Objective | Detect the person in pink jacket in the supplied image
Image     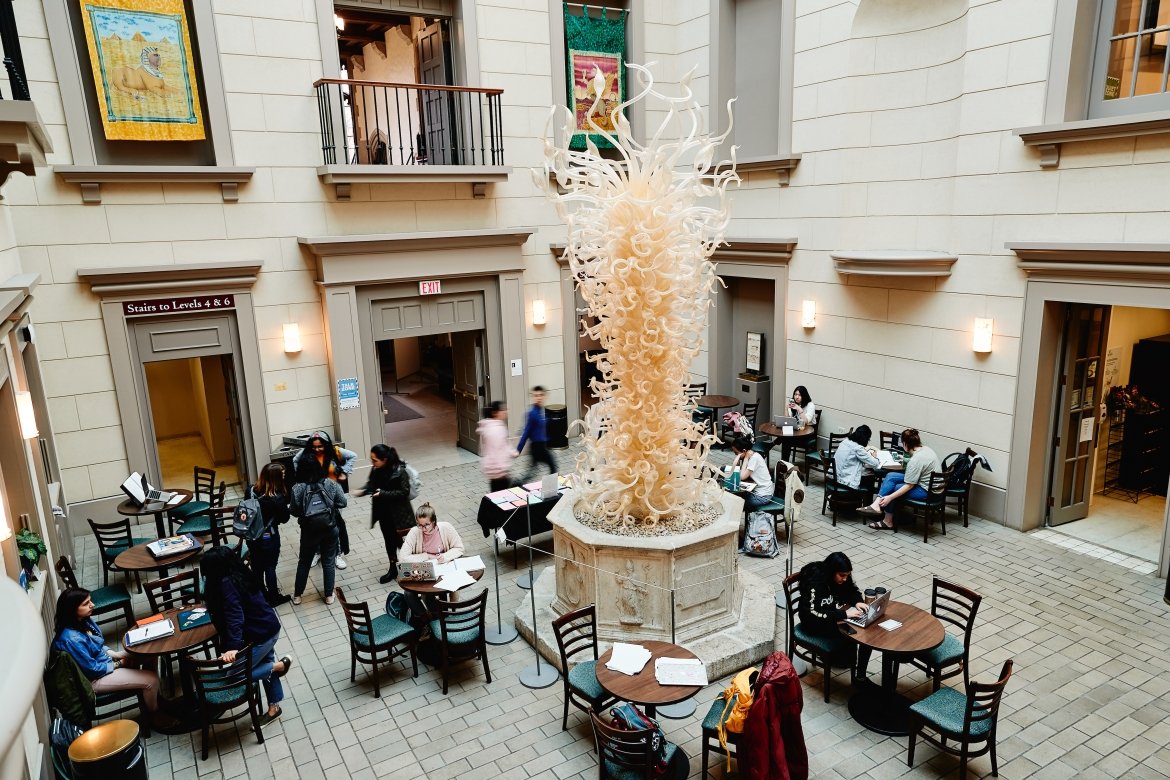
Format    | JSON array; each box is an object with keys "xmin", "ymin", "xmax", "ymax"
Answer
[{"xmin": 478, "ymin": 401, "xmax": 517, "ymax": 492}]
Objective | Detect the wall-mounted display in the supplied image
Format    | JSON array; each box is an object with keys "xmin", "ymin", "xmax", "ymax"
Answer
[
  {"xmin": 564, "ymin": 6, "xmax": 627, "ymax": 150},
  {"xmin": 746, "ymin": 331, "xmax": 764, "ymax": 373},
  {"xmin": 80, "ymin": 0, "xmax": 206, "ymax": 141}
]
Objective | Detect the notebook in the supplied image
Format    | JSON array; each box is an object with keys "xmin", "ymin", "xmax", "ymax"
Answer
[
  {"xmin": 178, "ymin": 608, "xmax": 212, "ymax": 631},
  {"xmin": 844, "ymin": 590, "xmax": 891, "ymax": 628},
  {"xmin": 125, "ymin": 619, "xmax": 175, "ymax": 646}
]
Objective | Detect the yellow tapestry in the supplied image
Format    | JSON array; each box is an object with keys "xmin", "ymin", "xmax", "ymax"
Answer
[{"xmin": 79, "ymin": 0, "xmax": 206, "ymax": 141}]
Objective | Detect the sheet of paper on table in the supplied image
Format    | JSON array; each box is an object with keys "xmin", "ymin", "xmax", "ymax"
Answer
[
  {"xmin": 433, "ymin": 561, "xmax": 458, "ymax": 578},
  {"xmin": 654, "ymin": 658, "xmax": 708, "ymax": 686},
  {"xmin": 166, "ymin": 493, "xmax": 185, "ymax": 506},
  {"xmin": 878, "ymin": 619, "xmax": 903, "ymax": 631},
  {"xmin": 126, "ymin": 619, "xmax": 175, "ymax": 646},
  {"xmin": 606, "ymin": 643, "xmax": 652, "ymax": 676},
  {"xmin": 435, "ymin": 570, "xmax": 477, "ymax": 592},
  {"xmin": 875, "ymin": 450, "xmax": 898, "ymax": 467},
  {"xmin": 782, "ymin": 426, "xmax": 794, "ymax": 436},
  {"xmin": 454, "ymin": 555, "xmax": 485, "ymax": 572}
]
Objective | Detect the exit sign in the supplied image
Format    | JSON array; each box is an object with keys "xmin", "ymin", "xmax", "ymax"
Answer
[{"xmin": 419, "ymin": 280, "xmax": 442, "ymax": 295}]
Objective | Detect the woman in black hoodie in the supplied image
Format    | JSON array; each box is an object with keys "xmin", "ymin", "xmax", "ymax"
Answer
[{"xmin": 798, "ymin": 551, "xmax": 866, "ymax": 637}]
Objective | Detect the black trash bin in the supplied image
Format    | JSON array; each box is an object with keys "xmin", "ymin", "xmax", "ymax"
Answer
[
  {"xmin": 69, "ymin": 720, "xmax": 148, "ymax": 780},
  {"xmin": 546, "ymin": 403, "xmax": 568, "ymax": 449}
]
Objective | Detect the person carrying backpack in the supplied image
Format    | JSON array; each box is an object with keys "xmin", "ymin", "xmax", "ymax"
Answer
[
  {"xmin": 356, "ymin": 444, "xmax": 414, "ymax": 584},
  {"xmin": 290, "ymin": 456, "xmax": 347, "ymax": 606},
  {"xmin": 242, "ymin": 462, "xmax": 292, "ymax": 606},
  {"xmin": 293, "ymin": 431, "xmax": 358, "ymax": 570}
]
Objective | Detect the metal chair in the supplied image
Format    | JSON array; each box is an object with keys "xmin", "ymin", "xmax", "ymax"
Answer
[
  {"xmin": 902, "ymin": 470, "xmax": 952, "ymax": 542},
  {"xmin": 589, "ymin": 709, "xmax": 687, "ymax": 780},
  {"xmin": 55, "ymin": 555, "xmax": 134, "ymax": 628},
  {"xmin": 552, "ymin": 604, "xmax": 616, "ymax": 731},
  {"xmin": 87, "ymin": 518, "xmax": 150, "ymax": 589},
  {"xmin": 822, "ymin": 457, "xmax": 869, "ymax": 526},
  {"xmin": 335, "ymin": 586, "xmax": 418, "ymax": 698},
  {"xmin": 175, "ymin": 482, "xmax": 227, "ymax": 537},
  {"xmin": 168, "ymin": 466, "xmax": 217, "ymax": 526},
  {"xmin": 182, "ymin": 645, "xmax": 265, "ymax": 760},
  {"xmin": 907, "ymin": 660, "xmax": 1013, "ymax": 779},
  {"xmin": 429, "ymin": 588, "xmax": 491, "ymax": 695},
  {"xmin": 782, "ymin": 571, "xmax": 854, "ymax": 703},
  {"xmin": 909, "ymin": 578, "xmax": 982, "ymax": 692}
]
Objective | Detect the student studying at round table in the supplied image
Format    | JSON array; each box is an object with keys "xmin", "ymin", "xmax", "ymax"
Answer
[
  {"xmin": 858, "ymin": 428, "xmax": 940, "ymax": 530},
  {"xmin": 730, "ymin": 436, "xmax": 775, "ymax": 511}
]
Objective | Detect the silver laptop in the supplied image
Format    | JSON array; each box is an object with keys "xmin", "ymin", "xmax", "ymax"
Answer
[
  {"xmin": 772, "ymin": 415, "xmax": 801, "ymax": 430},
  {"xmin": 845, "ymin": 590, "xmax": 891, "ymax": 628},
  {"xmin": 120, "ymin": 472, "xmax": 174, "ymax": 506},
  {"xmin": 397, "ymin": 560, "xmax": 436, "ymax": 581}
]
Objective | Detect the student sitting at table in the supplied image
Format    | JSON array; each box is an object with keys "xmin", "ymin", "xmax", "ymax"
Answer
[
  {"xmin": 397, "ymin": 503, "xmax": 465, "ymax": 627},
  {"xmin": 730, "ymin": 436, "xmax": 775, "ymax": 511},
  {"xmin": 833, "ymin": 424, "xmax": 881, "ymax": 490},
  {"xmin": 798, "ymin": 552, "xmax": 867, "ymax": 637},
  {"xmin": 858, "ymin": 428, "xmax": 941, "ymax": 530}
]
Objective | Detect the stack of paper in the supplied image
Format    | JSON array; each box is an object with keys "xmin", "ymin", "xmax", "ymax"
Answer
[
  {"xmin": 165, "ymin": 493, "xmax": 186, "ymax": 506},
  {"xmin": 147, "ymin": 534, "xmax": 195, "ymax": 558},
  {"xmin": 878, "ymin": 619, "xmax": 903, "ymax": 631},
  {"xmin": 435, "ymin": 570, "xmax": 477, "ymax": 592},
  {"xmin": 606, "ymin": 643, "xmax": 652, "ymax": 676},
  {"xmin": 654, "ymin": 658, "xmax": 708, "ymax": 687},
  {"xmin": 432, "ymin": 561, "xmax": 458, "ymax": 578},
  {"xmin": 487, "ymin": 489, "xmax": 514, "ymax": 504},
  {"xmin": 455, "ymin": 555, "xmax": 485, "ymax": 572},
  {"xmin": 125, "ymin": 619, "xmax": 175, "ymax": 646}
]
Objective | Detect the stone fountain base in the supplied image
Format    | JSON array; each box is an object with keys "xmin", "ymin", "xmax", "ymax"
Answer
[{"xmin": 514, "ymin": 490, "xmax": 776, "ymax": 682}]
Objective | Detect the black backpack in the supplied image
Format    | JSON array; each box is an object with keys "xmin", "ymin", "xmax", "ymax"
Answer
[
  {"xmin": 943, "ymin": 451, "xmax": 974, "ymax": 488},
  {"xmin": 300, "ymin": 482, "xmax": 336, "ymax": 533}
]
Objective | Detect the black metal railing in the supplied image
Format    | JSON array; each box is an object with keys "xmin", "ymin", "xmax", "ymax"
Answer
[
  {"xmin": 314, "ymin": 79, "xmax": 504, "ymax": 167},
  {"xmin": 0, "ymin": 0, "xmax": 29, "ymax": 100}
]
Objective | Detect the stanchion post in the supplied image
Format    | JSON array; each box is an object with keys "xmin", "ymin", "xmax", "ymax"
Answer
[
  {"xmin": 486, "ymin": 527, "xmax": 517, "ymax": 645},
  {"xmin": 518, "ymin": 493, "xmax": 559, "ymax": 689},
  {"xmin": 656, "ymin": 584, "xmax": 696, "ymax": 720}
]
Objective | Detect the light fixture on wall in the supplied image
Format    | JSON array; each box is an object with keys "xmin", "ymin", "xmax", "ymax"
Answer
[
  {"xmin": 973, "ymin": 317, "xmax": 994, "ymax": 353},
  {"xmin": 15, "ymin": 391, "xmax": 38, "ymax": 439},
  {"xmin": 532, "ymin": 299, "xmax": 547, "ymax": 326},
  {"xmin": 801, "ymin": 299, "xmax": 816, "ymax": 329},
  {"xmin": 0, "ymin": 500, "xmax": 10, "ymax": 542},
  {"xmin": 283, "ymin": 323, "xmax": 303, "ymax": 354},
  {"xmin": 334, "ymin": 14, "xmax": 346, "ymax": 31}
]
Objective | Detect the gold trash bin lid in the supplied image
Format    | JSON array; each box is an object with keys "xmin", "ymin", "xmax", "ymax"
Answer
[{"xmin": 67, "ymin": 719, "xmax": 140, "ymax": 762}]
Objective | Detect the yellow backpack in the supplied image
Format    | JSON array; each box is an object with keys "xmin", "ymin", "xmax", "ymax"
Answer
[{"xmin": 717, "ymin": 666, "xmax": 757, "ymax": 769}]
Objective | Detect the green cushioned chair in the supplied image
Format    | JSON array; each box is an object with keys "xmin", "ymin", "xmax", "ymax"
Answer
[
  {"xmin": 552, "ymin": 604, "xmax": 616, "ymax": 731},
  {"xmin": 822, "ymin": 458, "xmax": 868, "ymax": 527},
  {"xmin": 88, "ymin": 518, "xmax": 150, "ymax": 589},
  {"xmin": 183, "ymin": 644, "xmax": 265, "ymax": 760},
  {"xmin": 430, "ymin": 588, "xmax": 491, "ymax": 696},
  {"xmin": 701, "ymin": 694, "xmax": 746, "ymax": 777},
  {"xmin": 167, "ymin": 466, "xmax": 216, "ymax": 521},
  {"xmin": 591, "ymin": 709, "xmax": 688, "ymax": 780},
  {"xmin": 902, "ymin": 470, "xmax": 952, "ymax": 543},
  {"xmin": 55, "ymin": 556, "xmax": 134, "ymax": 628},
  {"xmin": 173, "ymin": 481, "xmax": 226, "ymax": 538},
  {"xmin": 782, "ymin": 572, "xmax": 855, "ymax": 703},
  {"xmin": 907, "ymin": 660, "xmax": 1013, "ymax": 779},
  {"xmin": 908, "ymin": 578, "xmax": 982, "ymax": 692},
  {"xmin": 336, "ymin": 586, "xmax": 418, "ymax": 698}
]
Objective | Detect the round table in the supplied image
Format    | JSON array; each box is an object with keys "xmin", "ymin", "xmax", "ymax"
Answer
[
  {"xmin": 696, "ymin": 395, "xmax": 741, "ymax": 446},
  {"xmin": 117, "ymin": 489, "xmax": 192, "ymax": 539},
  {"xmin": 840, "ymin": 601, "xmax": 944, "ymax": 736},
  {"xmin": 398, "ymin": 567, "xmax": 484, "ymax": 597},
  {"xmin": 114, "ymin": 541, "xmax": 202, "ymax": 585},
  {"xmin": 122, "ymin": 605, "xmax": 217, "ymax": 659},
  {"xmin": 596, "ymin": 640, "xmax": 704, "ymax": 718},
  {"xmin": 757, "ymin": 422, "xmax": 814, "ymax": 440}
]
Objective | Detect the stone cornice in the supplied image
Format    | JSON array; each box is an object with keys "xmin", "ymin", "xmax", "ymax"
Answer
[
  {"xmin": 316, "ymin": 164, "xmax": 511, "ymax": 200},
  {"xmin": 300, "ymin": 228, "xmax": 535, "ymax": 258},
  {"xmin": 54, "ymin": 165, "xmax": 255, "ymax": 203},
  {"xmin": 76, "ymin": 261, "xmax": 263, "ymax": 295},
  {"xmin": 1007, "ymin": 242, "xmax": 1170, "ymax": 282},
  {"xmin": 734, "ymin": 153, "xmax": 802, "ymax": 186},
  {"xmin": 1014, "ymin": 110, "xmax": 1170, "ymax": 168},
  {"xmin": 550, "ymin": 237, "xmax": 797, "ymax": 266},
  {"xmin": 831, "ymin": 250, "xmax": 958, "ymax": 277}
]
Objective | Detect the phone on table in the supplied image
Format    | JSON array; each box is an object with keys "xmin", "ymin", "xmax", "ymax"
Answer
[{"xmin": 842, "ymin": 624, "xmax": 857, "ymax": 635}]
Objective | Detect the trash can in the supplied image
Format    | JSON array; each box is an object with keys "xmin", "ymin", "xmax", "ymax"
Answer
[
  {"xmin": 546, "ymin": 404, "xmax": 568, "ymax": 449},
  {"xmin": 68, "ymin": 720, "xmax": 148, "ymax": 780}
]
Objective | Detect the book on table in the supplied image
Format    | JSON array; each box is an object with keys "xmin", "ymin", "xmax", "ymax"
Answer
[
  {"xmin": 125, "ymin": 619, "xmax": 175, "ymax": 646},
  {"xmin": 654, "ymin": 658, "xmax": 708, "ymax": 687},
  {"xmin": 178, "ymin": 608, "xmax": 212, "ymax": 631},
  {"xmin": 146, "ymin": 534, "xmax": 197, "ymax": 558}
]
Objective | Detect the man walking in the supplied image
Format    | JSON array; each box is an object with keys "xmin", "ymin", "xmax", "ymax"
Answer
[{"xmin": 516, "ymin": 385, "xmax": 557, "ymax": 479}]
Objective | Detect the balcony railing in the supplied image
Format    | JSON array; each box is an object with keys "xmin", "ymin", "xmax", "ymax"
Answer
[
  {"xmin": 0, "ymin": 0, "xmax": 30, "ymax": 100},
  {"xmin": 314, "ymin": 79, "xmax": 504, "ymax": 167}
]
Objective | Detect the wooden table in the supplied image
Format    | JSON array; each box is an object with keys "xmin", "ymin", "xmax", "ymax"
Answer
[
  {"xmin": 758, "ymin": 422, "xmax": 814, "ymax": 440},
  {"xmin": 840, "ymin": 600, "xmax": 944, "ymax": 736},
  {"xmin": 117, "ymin": 489, "xmax": 193, "ymax": 539},
  {"xmin": 398, "ymin": 567, "xmax": 484, "ymax": 597},
  {"xmin": 696, "ymin": 395, "xmax": 741, "ymax": 445},
  {"xmin": 114, "ymin": 540, "xmax": 202, "ymax": 583},
  {"xmin": 596, "ymin": 640, "xmax": 704, "ymax": 718}
]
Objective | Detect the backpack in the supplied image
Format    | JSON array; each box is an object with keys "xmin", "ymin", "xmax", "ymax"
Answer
[
  {"xmin": 943, "ymin": 451, "xmax": 973, "ymax": 488},
  {"xmin": 717, "ymin": 667, "xmax": 758, "ymax": 770},
  {"xmin": 235, "ymin": 489, "xmax": 268, "ymax": 542},
  {"xmin": 385, "ymin": 591, "xmax": 410, "ymax": 624},
  {"xmin": 404, "ymin": 463, "xmax": 422, "ymax": 501},
  {"xmin": 741, "ymin": 511, "xmax": 779, "ymax": 558},
  {"xmin": 300, "ymin": 482, "xmax": 336, "ymax": 533},
  {"xmin": 722, "ymin": 411, "xmax": 753, "ymax": 437},
  {"xmin": 607, "ymin": 702, "xmax": 669, "ymax": 775}
]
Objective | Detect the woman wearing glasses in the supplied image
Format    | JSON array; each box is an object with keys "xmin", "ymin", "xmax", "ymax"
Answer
[{"xmin": 397, "ymin": 503, "xmax": 465, "ymax": 627}]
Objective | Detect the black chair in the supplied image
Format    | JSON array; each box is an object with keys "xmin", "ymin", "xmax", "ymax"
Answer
[
  {"xmin": 880, "ymin": 430, "xmax": 902, "ymax": 453},
  {"xmin": 43, "ymin": 648, "xmax": 151, "ymax": 736},
  {"xmin": 686, "ymin": 382, "xmax": 711, "ymax": 437},
  {"xmin": 943, "ymin": 450, "xmax": 977, "ymax": 527},
  {"xmin": 789, "ymin": 412, "xmax": 822, "ymax": 482},
  {"xmin": 903, "ymin": 470, "xmax": 952, "ymax": 542},
  {"xmin": 168, "ymin": 466, "xmax": 217, "ymax": 526},
  {"xmin": 552, "ymin": 604, "xmax": 616, "ymax": 731},
  {"xmin": 907, "ymin": 660, "xmax": 1013, "ymax": 778},
  {"xmin": 335, "ymin": 586, "xmax": 418, "ymax": 698},
  {"xmin": 55, "ymin": 556, "xmax": 134, "ymax": 628},
  {"xmin": 429, "ymin": 588, "xmax": 491, "ymax": 695},
  {"xmin": 88, "ymin": 518, "xmax": 150, "ymax": 589},
  {"xmin": 589, "ymin": 708, "xmax": 688, "ymax": 779},
  {"xmin": 782, "ymin": 571, "xmax": 854, "ymax": 703},
  {"xmin": 144, "ymin": 569, "xmax": 201, "ymax": 614},
  {"xmin": 720, "ymin": 401, "xmax": 759, "ymax": 442},
  {"xmin": 822, "ymin": 458, "xmax": 869, "ymax": 527},
  {"xmin": 175, "ymin": 481, "xmax": 226, "ymax": 537},
  {"xmin": 208, "ymin": 506, "xmax": 247, "ymax": 555},
  {"xmin": 700, "ymin": 693, "xmax": 745, "ymax": 777},
  {"xmin": 183, "ymin": 645, "xmax": 265, "ymax": 760},
  {"xmin": 909, "ymin": 578, "xmax": 982, "ymax": 692},
  {"xmin": 804, "ymin": 426, "xmax": 846, "ymax": 485}
]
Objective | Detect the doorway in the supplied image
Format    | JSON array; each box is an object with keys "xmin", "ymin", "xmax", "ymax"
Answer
[
  {"xmin": 1046, "ymin": 302, "xmax": 1170, "ymax": 561},
  {"xmin": 143, "ymin": 355, "xmax": 245, "ymax": 494}
]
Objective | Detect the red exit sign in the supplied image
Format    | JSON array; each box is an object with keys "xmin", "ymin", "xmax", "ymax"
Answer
[{"xmin": 419, "ymin": 280, "xmax": 442, "ymax": 295}]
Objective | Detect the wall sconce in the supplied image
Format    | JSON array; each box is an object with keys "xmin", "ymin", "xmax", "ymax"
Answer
[
  {"xmin": 973, "ymin": 318, "xmax": 994, "ymax": 353},
  {"xmin": 0, "ymin": 500, "xmax": 10, "ymax": 542},
  {"xmin": 334, "ymin": 14, "xmax": 346, "ymax": 31},
  {"xmin": 801, "ymin": 300, "xmax": 816, "ymax": 329},
  {"xmin": 16, "ymin": 391, "xmax": 38, "ymax": 439},
  {"xmin": 283, "ymin": 323, "xmax": 303, "ymax": 354},
  {"xmin": 532, "ymin": 299, "xmax": 547, "ymax": 326}
]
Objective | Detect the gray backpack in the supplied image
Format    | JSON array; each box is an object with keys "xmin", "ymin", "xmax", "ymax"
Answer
[{"xmin": 742, "ymin": 511, "xmax": 780, "ymax": 558}]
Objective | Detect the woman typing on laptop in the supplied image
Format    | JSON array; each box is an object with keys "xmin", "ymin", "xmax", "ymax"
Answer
[
  {"xmin": 798, "ymin": 552, "xmax": 867, "ymax": 637},
  {"xmin": 397, "ymin": 504, "xmax": 465, "ymax": 629}
]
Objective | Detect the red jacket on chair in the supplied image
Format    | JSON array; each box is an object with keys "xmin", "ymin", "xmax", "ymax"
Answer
[{"xmin": 740, "ymin": 651, "xmax": 808, "ymax": 780}]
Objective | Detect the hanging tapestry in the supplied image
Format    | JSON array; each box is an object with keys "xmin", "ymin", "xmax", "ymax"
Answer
[
  {"xmin": 564, "ymin": 5, "xmax": 627, "ymax": 149},
  {"xmin": 79, "ymin": 0, "xmax": 206, "ymax": 141}
]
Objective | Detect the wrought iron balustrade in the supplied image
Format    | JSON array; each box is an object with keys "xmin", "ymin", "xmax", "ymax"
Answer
[
  {"xmin": 0, "ymin": 0, "xmax": 30, "ymax": 100},
  {"xmin": 314, "ymin": 79, "xmax": 504, "ymax": 167}
]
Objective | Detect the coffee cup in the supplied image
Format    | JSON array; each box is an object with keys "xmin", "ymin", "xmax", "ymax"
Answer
[
  {"xmin": 863, "ymin": 588, "xmax": 877, "ymax": 604},
  {"xmin": 874, "ymin": 587, "xmax": 888, "ymax": 597}
]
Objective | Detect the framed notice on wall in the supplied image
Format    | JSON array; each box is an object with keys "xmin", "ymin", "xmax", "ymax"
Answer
[{"xmin": 746, "ymin": 332, "xmax": 764, "ymax": 373}]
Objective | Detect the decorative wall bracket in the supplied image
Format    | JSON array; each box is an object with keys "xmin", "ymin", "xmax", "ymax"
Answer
[
  {"xmin": 831, "ymin": 250, "xmax": 958, "ymax": 277},
  {"xmin": 0, "ymin": 101, "xmax": 52, "ymax": 196},
  {"xmin": 54, "ymin": 165, "xmax": 255, "ymax": 204}
]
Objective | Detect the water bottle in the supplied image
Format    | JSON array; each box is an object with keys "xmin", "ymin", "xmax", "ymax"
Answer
[{"xmin": 731, "ymin": 464, "xmax": 741, "ymax": 492}]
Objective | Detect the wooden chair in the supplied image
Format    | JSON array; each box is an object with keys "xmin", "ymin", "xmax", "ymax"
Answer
[
  {"xmin": 55, "ymin": 555, "xmax": 134, "ymax": 628},
  {"xmin": 902, "ymin": 470, "xmax": 952, "ymax": 542},
  {"xmin": 720, "ymin": 401, "xmax": 759, "ymax": 442},
  {"xmin": 175, "ymin": 482, "xmax": 227, "ymax": 537},
  {"xmin": 43, "ymin": 649, "xmax": 151, "ymax": 737},
  {"xmin": 144, "ymin": 569, "xmax": 201, "ymax": 614},
  {"xmin": 909, "ymin": 578, "xmax": 982, "ymax": 692},
  {"xmin": 168, "ymin": 466, "xmax": 217, "ymax": 526},
  {"xmin": 87, "ymin": 518, "xmax": 150, "ymax": 589},
  {"xmin": 552, "ymin": 604, "xmax": 616, "ymax": 731},
  {"xmin": 907, "ymin": 660, "xmax": 1013, "ymax": 779},
  {"xmin": 686, "ymin": 382, "xmax": 711, "ymax": 437},
  {"xmin": 700, "ymin": 692, "xmax": 745, "ymax": 777},
  {"xmin": 207, "ymin": 506, "xmax": 247, "ymax": 555},
  {"xmin": 822, "ymin": 457, "xmax": 869, "ymax": 526},
  {"xmin": 429, "ymin": 588, "xmax": 491, "ymax": 695},
  {"xmin": 782, "ymin": 572, "xmax": 854, "ymax": 703},
  {"xmin": 335, "ymin": 586, "xmax": 418, "ymax": 698},
  {"xmin": 182, "ymin": 645, "xmax": 265, "ymax": 760},
  {"xmin": 804, "ymin": 425, "xmax": 846, "ymax": 485},
  {"xmin": 589, "ymin": 709, "xmax": 687, "ymax": 780},
  {"xmin": 942, "ymin": 449, "xmax": 978, "ymax": 527},
  {"xmin": 788, "ymin": 412, "xmax": 822, "ymax": 482}
]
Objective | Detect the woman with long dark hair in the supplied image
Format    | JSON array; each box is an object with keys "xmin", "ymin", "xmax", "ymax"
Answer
[
  {"xmin": 357, "ymin": 444, "xmax": 414, "ymax": 584},
  {"xmin": 247, "ymin": 462, "xmax": 292, "ymax": 606},
  {"xmin": 290, "ymin": 454, "xmax": 347, "ymax": 605},
  {"xmin": 201, "ymin": 546, "xmax": 292, "ymax": 725},
  {"xmin": 293, "ymin": 430, "xmax": 358, "ymax": 570},
  {"xmin": 798, "ymin": 551, "xmax": 866, "ymax": 637}
]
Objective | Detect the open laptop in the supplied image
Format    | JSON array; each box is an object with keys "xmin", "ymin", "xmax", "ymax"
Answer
[
  {"xmin": 397, "ymin": 560, "xmax": 437, "ymax": 581},
  {"xmin": 772, "ymin": 415, "xmax": 802, "ymax": 430},
  {"xmin": 844, "ymin": 590, "xmax": 891, "ymax": 628},
  {"xmin": 120, "ymin": 472, "xmax": 174, "ymax": 507}
]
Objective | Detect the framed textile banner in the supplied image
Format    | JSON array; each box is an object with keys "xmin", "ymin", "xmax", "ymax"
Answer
[
  {"xmin": 79, "ymin": 0, "xmax": 206, "ymax": 141},
  {"xmin": 564, "ymin": 6, "xmax": 627, "ymax": 150}
]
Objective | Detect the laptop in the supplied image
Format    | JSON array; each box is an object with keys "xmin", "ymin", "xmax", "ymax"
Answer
[
  {"xmin": 772, "ymin": 415, "xmax": 802, "ymax": 431},
  {"xmin": 397, "ymin": 560, "xmax": 437, "ymax": 581},
  {"xmin": 844, "ymin": 590, "xmax": 891, "ymax": 628},
  {"xmin": 120, "ymin": 472, "xmax": 174, "ymax": 507}
]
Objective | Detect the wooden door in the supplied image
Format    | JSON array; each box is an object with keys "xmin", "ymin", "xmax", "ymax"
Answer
[
  {"xmin": 451, "ymin": 330, "xmax": 483, "ymax": 454},
  {"xmin": 417, "ymin": 19, "xmax": 457, "ymax": 164}
]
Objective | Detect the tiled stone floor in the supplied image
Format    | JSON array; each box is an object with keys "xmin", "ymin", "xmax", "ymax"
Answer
[{"xmin": 73, "ymin": 444, "xmax": 1170, "ymax": 779}]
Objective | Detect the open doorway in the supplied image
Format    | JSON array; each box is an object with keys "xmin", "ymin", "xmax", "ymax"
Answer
[
  {"xmin": 1047, "ymin": 303, "xmax": 1170, "ymax": 562},
  {"xmin": 144, "ymin": 355, "xmax": 245, "ymax": 494}
]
